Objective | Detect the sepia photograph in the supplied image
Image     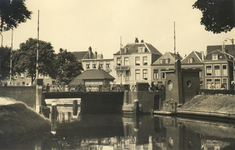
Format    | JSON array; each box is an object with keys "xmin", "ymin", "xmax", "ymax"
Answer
[{"xmin": 0, "ymin": 0, "xmax": 235, "ymax": 149}]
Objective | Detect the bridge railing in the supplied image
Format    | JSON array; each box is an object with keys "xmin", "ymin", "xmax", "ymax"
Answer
[{"xmin": 43, "ymin": 84, "xmax": 130, "ymax": 92}]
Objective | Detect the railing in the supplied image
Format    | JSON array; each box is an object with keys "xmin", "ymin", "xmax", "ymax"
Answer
[
  {"xmin": 43, "ymin": 84, "xmax": 130, "ymax": 92},
  {"xmin": 43, "ymin": 84, "xmax": 165, "ymax": 93},
  {"xmin": 199, "ymin": 89, "xmax": 235, "ymax": 95}
]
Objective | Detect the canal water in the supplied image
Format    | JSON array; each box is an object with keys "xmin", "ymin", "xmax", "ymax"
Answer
[{"xmin": 2, "ymin": 107, "xmax": 235, "ymax": 150}]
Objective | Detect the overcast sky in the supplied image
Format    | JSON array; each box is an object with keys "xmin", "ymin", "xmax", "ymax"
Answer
[{"xmin": 2, "ymin": 0, "xmax": 235, "ymax": 58}]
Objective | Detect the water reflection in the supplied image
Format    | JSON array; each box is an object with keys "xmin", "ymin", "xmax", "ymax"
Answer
[{"xmin": 3, "ymin": 106, "xmax": 235, "ymax": 149}]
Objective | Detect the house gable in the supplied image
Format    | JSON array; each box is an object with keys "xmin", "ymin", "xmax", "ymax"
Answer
[{"xmin": 181, "ymin": 51, "xmax": 203, "ymax": 64}]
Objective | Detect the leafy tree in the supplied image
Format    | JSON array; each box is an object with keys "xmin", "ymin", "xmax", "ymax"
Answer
[
  {"xmin": 193, "ymin": 0, "xmax": 235, "ymax": 33},
  {"xmin": 0, "ymin": 46, "xmax": 11, "ymax": 80},
  {"xmin": 0, "ymin": 0, "xmax": 31, "ymax": 32},
  {"xmin": 13, "ymin": 38, "xmax": 55, "ymax": 85},
  {"xmin": 54, "ymin": 48, "xmax": 83, "ymax": 85}
]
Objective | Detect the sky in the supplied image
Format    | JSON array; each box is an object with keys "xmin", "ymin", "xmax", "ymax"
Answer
[{"xmin": 1, "ymin": 0, "xmax": 235, "ymax": 59}]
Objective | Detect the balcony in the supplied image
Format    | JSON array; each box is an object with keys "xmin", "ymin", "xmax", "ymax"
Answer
[{"xmin": 115, "ymin": 66, "xmax": 130, "ymax": 71}]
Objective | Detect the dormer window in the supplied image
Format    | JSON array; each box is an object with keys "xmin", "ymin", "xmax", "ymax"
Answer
[
  {"xmin": 212, "ymin": 54, "xmax": 218, "ymax": 60},
  {"xmin": 188, "ymin": 58, "xmax": 194, "ymax": 63},
  {"xmin": 138, "ymin": 47, "xmax": 145, "ymax": 53},
  {"xmin": 160, "ymin": 59, "xmax": 163, "ymax": 64},
  {"xmin": 165, "ymin": 58, "xmax": 170, "ymax": 64}
]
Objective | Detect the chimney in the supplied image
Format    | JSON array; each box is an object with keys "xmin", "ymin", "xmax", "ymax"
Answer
[
  {"xmin": 94, "ymin": 51, "xmax": 98, "ymax": 59},
  {"xmin": 135, "ymin": 38, "xmax": 139, "ymax": 43},
  {"xmin": 88, "ymin": 47, "xmax": 92, "ymax": 59},
  {"xmin": 141, "ymin": 40, "xmax": 144, "ymax": 43}
]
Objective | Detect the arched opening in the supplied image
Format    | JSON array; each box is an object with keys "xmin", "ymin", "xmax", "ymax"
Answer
[{"xmin": 154, "ymin": 94, "xmax": 161, "ymax": 110}]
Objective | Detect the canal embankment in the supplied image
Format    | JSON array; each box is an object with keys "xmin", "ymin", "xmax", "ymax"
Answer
[
  {"xmin": 0, "ymin": 97, "xmax": 51, "ymax": 145},
  {"xmin": 155, "ymin": 94, "xmax": 235, "ymax": 120}
]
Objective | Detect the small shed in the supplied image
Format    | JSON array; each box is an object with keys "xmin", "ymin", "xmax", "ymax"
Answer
[{"xmin": 69, "ymin": 69, "xmax": 115, "ymax": 91}]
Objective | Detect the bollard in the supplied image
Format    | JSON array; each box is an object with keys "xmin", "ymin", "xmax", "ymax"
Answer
[
  {"xmin": 134, "ymin": 99, "xmax": 139, "ymax": 116},
  {"xmin": 51, "ymin": 103, "xmax": 58, "ymax": 120},
  {"xmin": 73, "ymin": 100, "xmax": 78, "ymax": 116}
]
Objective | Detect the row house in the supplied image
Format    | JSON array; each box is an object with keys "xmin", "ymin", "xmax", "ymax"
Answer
[
  {"xmin": 181, "ymin": 51, "xmax": 204, "ymax": 88},
  {"xmin": 204, "ymin": 50, "xmax": 234, "ymax": 89},
  {"xmin": 6, "ymin": 72, "xmax": 54, "ymax": 86},
  {"xmin": 182, "ymin": 49, "xmax": 234, "ymax": 90},
  {"xmin": 152, "ymin": 52, "xmax": 182, "ymax": 85},
  {"xmin": 113, "ymin": 39, "xmax": 162, "ymax": 86}
]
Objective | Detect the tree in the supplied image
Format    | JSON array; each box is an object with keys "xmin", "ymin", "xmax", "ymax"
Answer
[
  {"xmin": 0, "ymin": 46, "xmax": 11, "ymax": 80},
  {"xmin": 13, "ymin": 38, "xmax": 55, "ymax": 85},
  {"xmin": 0, "ymin": 0, "xmax": 31, "ymax": 32},
  {"xmin": 54, "ymin": 48, "xmax": 83, "ymax": 85},
  {"xmin": 193, "ymin": 0, "xmax": 235, "ymax": 33}
]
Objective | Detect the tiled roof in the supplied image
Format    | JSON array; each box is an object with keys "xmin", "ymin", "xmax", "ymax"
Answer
[
  {"xmin": 207, "ymin": 45, "xmax": 235, "ymax": 58},
  {"xmin": 72, "ymin": 51, "xmax": 89, "ymax": 61},
  {"xmin": 205, "ymin": 49, "xmax": 234, "ymax": 60},
  {"xmin": 114, "ymin": 42, "xmax": 162, "ymax": 55},
  {"xmin": 72, "ymin": 69, "xmax": 115, "ymax": 80}
]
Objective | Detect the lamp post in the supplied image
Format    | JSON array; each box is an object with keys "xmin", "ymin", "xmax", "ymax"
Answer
[{"xmin": 224, "ymin": 38, "xmax": 234, "ymax": 51}]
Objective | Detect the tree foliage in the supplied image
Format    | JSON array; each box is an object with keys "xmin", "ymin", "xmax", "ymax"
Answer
[
  {"xmin": 0, "ymin": 0, "xmax": 31, "ymax": 32},
  {"xmin": 0, "ymin": 46, "xmax": 11, "ymax": 80},
  {"xmin": 13, "ymin": 38, "xmax": 55, "ymax": 84},
  {"xmin": 193, "ymin": 0, "xmax": 235, "ymax": 33},
  {"xmin": 54, "ymin": 48, "xmax": 83, "ymax": 85}
]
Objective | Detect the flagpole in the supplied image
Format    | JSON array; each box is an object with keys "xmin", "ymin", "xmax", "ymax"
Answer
[{"xmin": 36, "ymin": 10, "xmax": 39, "ymax": 79}]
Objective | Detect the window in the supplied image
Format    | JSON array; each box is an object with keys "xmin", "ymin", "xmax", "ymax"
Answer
[
  {"xmin": 124, "ymin": 57, "xmax": 129, "ymax": 66},
  {"xmin": 187, "ymin": 80, "xmax": 192, "ymax": 87},
  {"xmin": 206, "ymin": 66, "xmax": 212, "ymax": 76},
  {"xmin": 188, "ymin": 58, "xmax": 194, "ymax": 63},
  {"xmin": 135, "ymin": 69, "xmax": 140, "ymax": 80},
  {"xmin": 143, "ymin": 69, "xmax": 148, "ymax": 80},
  {"xmin": 117, "ymin": 57, "xmax": 121, "ymax": 66},
  {"xmin": 214, "ymin": 65, "xmax": 220, "ymax": 76},
  {"xmin": 215, "ymin": 79, "xmax": 220, "ymax": 89},
  {"xmin": 106, "ymin": 63, "xmax": 110, "ymax": 69},
  {"xmin": 162, "ymin": 72, "xmax": 166, "ymax": 79},
  {"xmin": 143, "ymin": 56, "xmax": 148, "ymax": 65},
  {"xmin": 222, "ymin": 78, "xmax": 227, "ymax": 89},
  {"xmin": 153, "ymin": 69, "xmax": 159, "ymax": 79},
  {"xmin": 99, "ymin": 64, "xmax": 103, "ymax": 69},
  {"xmin": 222, "ymin": 65, "xmax": 227, "ymax": 76},
  {"xmin": 160, "ymin": 59, "xmax": 163, "ymax": 64},
  {"xmin": 14, "ymin": 75, "xmax": 18, "ymax": 79},
  {"xmin": 206, "ymin": 79, "xmax": 212, "ymax": 89},
  {"xmin": 86, "ymin": 64, "xmax": 90, "ymax": 69},
  {"xmin": 44, "ymin": 74, "xmax": 49, "ymax": 78},
  {"xmin": 135, "ymin": 57, "xmax": 140, "ymax": 65},
  {"xmin": 199, "ymin": 71, "xmax": 202, "ymax": 78},
  {"xmin": 26, "ymin": 75, "xmax": 31, "ymax": 79},
  {"xmin": 165, "ymin": 58, "xmax": 170, "ymax": 64},
  {"xmin": 39, "ymin": 74, "xmax": 43, "ymax": 78},
  {"xmin": 167, "ymin": 80, "xmax": 173, "ymax": 91},
  {"xmin": 138, "ymin": 47, "xmax": 145, "ymax": 53},
  {"xmin": 212, "ymin": 54, "xmax": 218, "ymax": 60},
  {"xmin": 92, "ymin": 64, "xmax": 96, "ymax": 68}
]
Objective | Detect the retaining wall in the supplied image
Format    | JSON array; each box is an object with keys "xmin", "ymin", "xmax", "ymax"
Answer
[{"xmin": 0, "ymin": 86, "xmax": 36, "ymax": 109}]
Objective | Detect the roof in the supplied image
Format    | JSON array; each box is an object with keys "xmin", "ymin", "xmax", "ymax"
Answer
[
  {"xmin": 181, "ymin": 51, "xmax": 204, "ymax": 63},
  {"xmin": 72, "ymin": 51, "xmax": 89, "ymax": 61},
  {"xmin": 205, "ymin": 49, "xmax": 234, "ymax": 61},
  {"xmin": 207, "ymin": 44, "xmax": 235, "ymax": 58},
  {"xmin": 114, "ymin": 42, "xmax": 162, "ymax": 55},
  {"xmin": 70, "ymin": 69, "xmax": 115, "ymax": 81},
  {"xmin": 152, "ymin": 52, "xmax": 182, "ymax": 65}
]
